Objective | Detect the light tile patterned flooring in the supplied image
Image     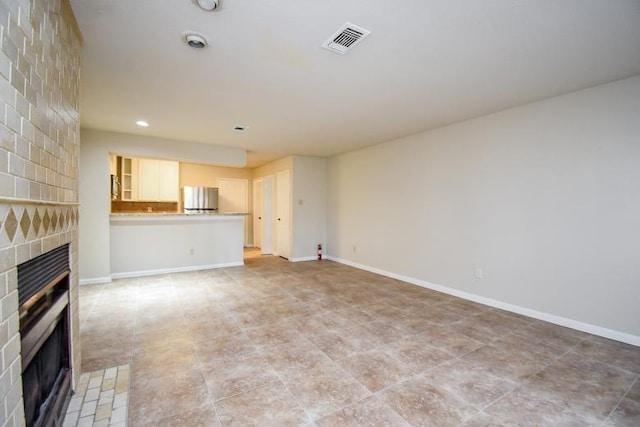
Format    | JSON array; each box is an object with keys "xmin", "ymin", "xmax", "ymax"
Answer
[
  {"xmin": 63, "ymin": 365, "xmax": 129, "ymax": 427},
  {"xmin": 78, "ymin": 252, "xmax": 640, "ymax": 426}
]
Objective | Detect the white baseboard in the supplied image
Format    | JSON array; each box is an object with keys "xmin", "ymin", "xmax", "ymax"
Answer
[
  {"xmin": 79, "ymin": 277, "xmax": 112, "ymax": 286},
  {"xmin": 326, "ymin": 256, "xmax": 640, "ymax": 347},
  {"xmin": 291, "ymin": 256, "xmax": 320, "ymax": 262},
  {"xmin": 110, "ymin": 261, "xmax": 245, "ymax": 280}
]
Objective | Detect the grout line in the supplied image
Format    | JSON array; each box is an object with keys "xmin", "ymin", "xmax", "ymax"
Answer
[
  {"xmin": 603, "ymin": 375, "xmax": 640, "ymax": 425},
  {"xmin": 79, "ymin": 283, "xmax": 107, "ymax": 326},
  {"xmin": 63, "ymin": 364, "xmax": 130, "ymax": 427},
  {"xmin": 79, "ymin": 259, "xmax": 640, "ymax": 425},
  {"xmin": 261, "ymin": 355, "xmax": 316, "ymax": 424}
]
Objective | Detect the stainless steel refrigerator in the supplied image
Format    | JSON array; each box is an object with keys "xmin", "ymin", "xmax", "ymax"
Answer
[{"xmin": 182, "ymin": 186, "xmax": 218, "ymax": 213}]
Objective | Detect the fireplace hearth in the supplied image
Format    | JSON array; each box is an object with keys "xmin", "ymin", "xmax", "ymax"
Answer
[{"xmin": 18, "ymin": 244, "xmax": 72, "ymax": 427}]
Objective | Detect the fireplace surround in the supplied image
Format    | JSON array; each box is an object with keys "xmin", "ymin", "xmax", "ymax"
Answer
[
  {"xmin": 0, "ymin": 0, "xmax": 82, "ymax": 424},
  {"xmin": 18, "ymin": 244, "xmax": 72, "ymax": 427}
]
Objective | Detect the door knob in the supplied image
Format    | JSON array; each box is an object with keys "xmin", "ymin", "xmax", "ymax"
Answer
[{"xmin": 258, "ymin": 216, "xmax": 262, "ymax": 220}]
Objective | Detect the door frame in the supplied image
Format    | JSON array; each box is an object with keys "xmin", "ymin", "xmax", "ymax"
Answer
[
  {"xmin": 275, "ymin": 169, "xmax": 292, "ymax": 259},
  {"xmin": 261, "ymin": 176, "xmax": 273, "ymax": 255}
]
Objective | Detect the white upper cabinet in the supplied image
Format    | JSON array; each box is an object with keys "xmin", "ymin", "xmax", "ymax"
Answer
[
  {"xmin": 119, "ymin": 156, "xmax": 138, "ymax": 200},
  {"xmin": 138, "ymin": 159, "xmax": 179, "ymax": 201},
  {"xmin": 159, "ymin": 160, "xmax": 179, "ymax": 201}
]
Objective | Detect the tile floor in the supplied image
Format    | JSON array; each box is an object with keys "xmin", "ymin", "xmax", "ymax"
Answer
[
  {"xmin": 79, "ymin": 252, "xmax": 640, "ymax": 426},
  {"xmin": 63, "ymin": 365, "xmax": 130, "ymax": 427}
]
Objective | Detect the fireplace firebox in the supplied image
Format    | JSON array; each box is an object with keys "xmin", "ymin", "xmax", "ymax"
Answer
[{"xmin": 18, "ymin": 244, "xmax": 72, "ymax": 427}]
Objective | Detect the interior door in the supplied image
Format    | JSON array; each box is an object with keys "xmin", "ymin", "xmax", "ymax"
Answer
[
  {"xmin": 253, "ymin": 179, "xmax": 263, "ymax": 249},
  {"xmin": 261, "ymin": 176, "xmax": 273, "ymax": 255},
  {"xmin": 219, "ymin": 178, "xmax": 250, "ymax": 246},
  {"xmin": 276, "ymin": 170, "xmax": 291, "ymax": 259}
]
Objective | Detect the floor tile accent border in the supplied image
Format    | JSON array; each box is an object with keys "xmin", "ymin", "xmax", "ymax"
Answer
[{"xmin": 63, "ymin": 365, "xmax": 130, "ymax": 427}]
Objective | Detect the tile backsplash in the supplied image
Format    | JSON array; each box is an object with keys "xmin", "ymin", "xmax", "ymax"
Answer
[{"xmin": 111, "ymin": 200, "xmax": 179, "ymax": 213}]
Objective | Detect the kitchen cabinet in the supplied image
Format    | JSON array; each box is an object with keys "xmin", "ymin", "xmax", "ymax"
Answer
[
  {"xmin": 119, "ymin": 156, "xmax": 138, "ymax": 200},
  {"xmin": 159, "ymin": 160, "xmax": 179, "ymax": 201},
  {"xmin": 138, "ymin": 159, "xmax": 179, "ymax": 201}
]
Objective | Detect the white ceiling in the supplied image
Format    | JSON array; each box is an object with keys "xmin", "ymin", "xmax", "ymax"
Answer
[{"xmin": 70, "ymin": 0, "xmax": 640, "ymax": 168}]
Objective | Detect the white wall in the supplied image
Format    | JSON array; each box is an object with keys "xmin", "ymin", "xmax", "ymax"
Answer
[
  {"xmin": 110, "ymin": 216, "xmax": 244, "ymax": 276},
  {"xmin": 327, "ymin": 75, "xmax": 640, "ymax": 342},
  {"xmin": 79, "ymin": 137, "xmax": 112, "ymax": 281},
  {"xmin": 106, "ymin": 131, "xmax": 246, "ymax": 166},
  {"xmin": 292, "ymin": 156, "xmax": 328, "ymax": 261},
  {"xmin": 79, "ymin": 129, "xmax": 247, "ymax": 282}
]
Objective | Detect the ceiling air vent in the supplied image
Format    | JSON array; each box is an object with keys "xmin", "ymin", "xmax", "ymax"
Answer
[{"xmin": 322, "ymin": 23, "xmax": 371, "ymax": 54}]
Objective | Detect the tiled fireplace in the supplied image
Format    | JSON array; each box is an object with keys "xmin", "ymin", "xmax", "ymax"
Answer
[
  {"xmin": 18, "ymin": 243, "xmax": 72, "ymax": 426},
  {"xmin": 0, "ymin": 0, "xmax": 82, "ymax": 425},
  {"xmin": 0, "ymin": 204, "xmax": 80, "ymax": 425}
]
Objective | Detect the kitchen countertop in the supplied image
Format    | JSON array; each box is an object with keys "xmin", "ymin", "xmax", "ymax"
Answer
[
  {"xmin": 110, "ymin": 212, "xmax": 249, "ymax": 222},
  {"xmin": 110, "ymin": 212, "xmax": 249, "ymax": 216}
]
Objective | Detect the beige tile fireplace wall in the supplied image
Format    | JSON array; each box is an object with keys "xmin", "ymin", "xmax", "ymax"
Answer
[{"xmin": 0, "ymin": 0, "xmax": 82, "ymax": 425}]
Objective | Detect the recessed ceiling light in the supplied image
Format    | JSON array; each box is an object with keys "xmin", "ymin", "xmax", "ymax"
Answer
[
  {"xmin": 183, "ymin": 32, "xmax": 208, "ymax": 49},
  {"xmin": 136, "ymin": 120, "xmax": 149, "ymax": 127},
  {"xmin": 193, "ymin": 0, "xmax": 219, "ymax": 11},
  {"xmin": 233, "ymin": 125, "xmax": 248, "ymax": 132}
]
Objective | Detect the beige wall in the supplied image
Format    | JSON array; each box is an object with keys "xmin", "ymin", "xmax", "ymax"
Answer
[
  {"xmin": 327, "ymin": 75, "xmax": 640, "ymax": 344},
  {"xmin": 253, "ymin": 156, "xmax": 294, "ymax": 178},
  {"xmin": 180, "ymin": 162, "xmax": 254, "ymax": 245},
  {"xmin": 0, "ymin": 0, "xmax": 82, "ymax": 424},
  {"xmin": 180, "ymin": 162, "xmax": 252, "ymax": 188}
]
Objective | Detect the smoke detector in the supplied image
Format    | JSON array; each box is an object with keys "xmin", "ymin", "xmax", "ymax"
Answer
[
  {"xmin": 184, "ymin": 32, "xmax": 208, "ymax": 49},
  {"xmin": 192, "ymin": 0, "xmax": 219, "ymax": 11}
]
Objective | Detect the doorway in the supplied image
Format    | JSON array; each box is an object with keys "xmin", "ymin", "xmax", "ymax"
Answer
[
  {"xmin": 253, "ymin": 176, "xmax": 273, "ymax": 255},
  {"xmin": 276, "ymin": 170, "xmax": 291, "ymax": 259}
]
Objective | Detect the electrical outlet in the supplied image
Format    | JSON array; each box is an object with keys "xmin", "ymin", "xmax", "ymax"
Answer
[
  {"xmin": 353, "ymin": 245, "xmax": 357, "ymax": 253},
  {"xmin": 474, "ymin": 268, "xmax": 483, "ymax": 279},
  {"xmin": 189, "ymin": 248, "xmax": 194, "ymax": 255}
]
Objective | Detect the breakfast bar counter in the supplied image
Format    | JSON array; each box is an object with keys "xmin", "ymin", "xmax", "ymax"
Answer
[{"xmin": 109, "ymin": 213, "xmax": 246, "ymax": 278}]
